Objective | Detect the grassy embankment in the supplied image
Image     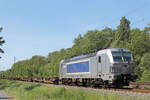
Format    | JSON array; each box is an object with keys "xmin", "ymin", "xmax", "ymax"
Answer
[{"xmin": 0, "ymin": 80, "xmax": 148, "ymax": 100}]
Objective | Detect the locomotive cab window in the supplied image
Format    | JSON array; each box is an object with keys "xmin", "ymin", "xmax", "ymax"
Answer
[{"xmin": 98, "ymin": 56, "xmax": 101, "ymax": 63}]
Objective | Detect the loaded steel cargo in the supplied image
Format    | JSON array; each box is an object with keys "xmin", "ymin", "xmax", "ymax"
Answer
[{"xmin": 59, "ymin": 48, "xmax": 137, "ymax": 87}]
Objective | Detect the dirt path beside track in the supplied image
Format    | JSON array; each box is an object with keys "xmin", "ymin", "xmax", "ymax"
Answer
[{"xmin": 0, "ymin": 90, "xmax": 15, "ymax": 100}]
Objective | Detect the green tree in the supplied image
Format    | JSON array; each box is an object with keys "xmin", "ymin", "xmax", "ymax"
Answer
[
  {"xmin": 129, "ymin": 29, "xmax": 150, "ymax": 64},
  {"xmin": 116, "ymin": 16, "xmax": 130, "ymax": 41},
  {"xmin": 144, "ymin": 26, "xmax": 150, "ymax": 34},
  {"xmin": 0, "ymin": 27, "xmax": 5, "ymax": 57},
  {"xmin": 139, "ymin": 53, "xmax": 150, "ymax": 82},
  {"xmin": 72, "ymin": 29, "xmax": 113, "ymax": 55},
  {"xmin": 73, "ymin": 34, "xmax": 82, "ymax": 46},
  {"xmin": 111, "ymin": 16, "xmax": 130, "ymax": 48}
]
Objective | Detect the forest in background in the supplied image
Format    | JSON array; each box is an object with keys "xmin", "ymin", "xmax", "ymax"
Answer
[{"xmin": 0, "ymin": 17, "xmax": 150, "ymax": 82}]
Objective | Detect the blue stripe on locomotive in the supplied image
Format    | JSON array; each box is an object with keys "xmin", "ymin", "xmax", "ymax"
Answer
[{"xmin": 67, "ymin": 61, "xmax": 89, "ymax": 73}]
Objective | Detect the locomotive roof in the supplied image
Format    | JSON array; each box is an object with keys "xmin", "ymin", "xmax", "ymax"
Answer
[
  {"xmin": 98, "ymin": 48, "xmax": 130, "ymax": 52},
  {"xmin": 62, "ymin": 48, "xmax": 130, "ymax": 63},
  {"xmin": 62, "ymin": 52, "xmax": 97, "ymax": 63},
  {"xmin": 97, "ymin": 48, "xmax": 130, "ymax": 55}
]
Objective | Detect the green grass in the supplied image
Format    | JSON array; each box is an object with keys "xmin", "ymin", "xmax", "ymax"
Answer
[
  {"xmin": 0, "ymin": 80, "xmax": 148, "ymax": 100},
  {"xmin": 144, "ymin": 86, "xmax": 150, "ymax": 90}
]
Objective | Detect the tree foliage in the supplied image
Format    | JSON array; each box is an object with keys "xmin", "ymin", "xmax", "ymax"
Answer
[
  {"xmin": 116, "ymin": 16, "xmax": 130, "ymax": 41},
  {"xmin": 0, "ymin": 27, "xmax": 5, "ymax": 56},
  {"xmin": 139, "ymin": 53, "xmax": 150, "ymax": 82},
  {"xmin": 111, "ymin": 16, "xmax": 130, "ymax": 48}
]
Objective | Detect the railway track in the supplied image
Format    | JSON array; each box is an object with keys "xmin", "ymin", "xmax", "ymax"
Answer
[
  {"xmin": 130, "ymin": 82, "xmax": 150, "ymax": 89},
  {"xmin": 130, "ymin": 82, "xmax": 150, "ymax": 86},
  {"xmin": 2, "ymin": 78, "xmax": 150, "ymax": 96},
  {"xmin": 18, "ymin": 80, "xmax": 150, "ymax": 99}
]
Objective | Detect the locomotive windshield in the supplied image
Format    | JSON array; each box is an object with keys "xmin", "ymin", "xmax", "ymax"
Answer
[
  {"xmin": 112, "ymin": 51, "xmax": 132, "ymax": 62},
  {"xmin": 112, "ymin": 52, "xmax": 122, "ymax": 61},
  {"xmin": 123, "ymin": 52, "xmax": 132, "ymax": 62}
]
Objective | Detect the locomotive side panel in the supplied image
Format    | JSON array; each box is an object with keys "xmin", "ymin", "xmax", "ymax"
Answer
[
  {"xmin": 89, "ymin": 56, "xmax": 98, "ymax": 78},
  {"xmin": 67, "ymin": 61, "xmax": 89, "ymax": 73},
  {"xmin": 63, "ymin": 58, "xmax": 92, "ymax": 79},
  {"xmin": 59, "ymin": 61, "xmax": 66, "ymax": 79},
  {"xmin": 97, "ymin": 52, "xmax": 112, "ymax": 81}
]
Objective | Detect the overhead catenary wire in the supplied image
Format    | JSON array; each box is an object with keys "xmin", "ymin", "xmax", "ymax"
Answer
[
  {"xmin": 103, "ymin": 1, "xmax": 150, "ymax": 28},
  {"xmin": 131, "ymin": 16, "xmax": 150, "ymax": 25}
]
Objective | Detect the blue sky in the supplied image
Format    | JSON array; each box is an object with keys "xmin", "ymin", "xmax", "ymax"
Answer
[{"xmin": 0, "ymin": 0, "xmax": 150, "ymax": 70}]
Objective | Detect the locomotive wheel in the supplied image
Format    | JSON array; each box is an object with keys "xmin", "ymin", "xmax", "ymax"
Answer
[{"xmin": 102, "ymin": 81, "xmax": 109, "ymax": 88}]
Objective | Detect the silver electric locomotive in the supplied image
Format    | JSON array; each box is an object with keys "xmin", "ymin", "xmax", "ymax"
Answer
[{"xmin": 59, "ymin": 48, "xmax": 137, "ymax": 87}]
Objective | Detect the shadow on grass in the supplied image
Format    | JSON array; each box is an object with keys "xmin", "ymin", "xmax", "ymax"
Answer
[
  {"xmin": 0, "ymin": 97, "xmax": 13, "ymax": 99},
  {"xmin": 24, "ymin": 84, "xmax": 41, "ymax": 91},
  {"xmin": 0, "ymin": 80, "xmax": 22, "ymax": 90},
  {"xmin": 49, "ymin": 87, "xmax": 66, "ymax": 99},
  {"xmin": 0, "ymin": 85, "xmax": 10, "ymax": 90},
  {"xmin": 11, "ymin": 83, "xmax": 22, "ymax": 88}
]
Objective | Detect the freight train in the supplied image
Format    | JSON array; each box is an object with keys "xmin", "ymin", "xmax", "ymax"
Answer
[
  {"xmin": 59, "ymin": 48, "xmax": 137, "ymax": 87},
  {"xmin": 2, "ymin": 48, "xmax": 137, "ymax": 88}
]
